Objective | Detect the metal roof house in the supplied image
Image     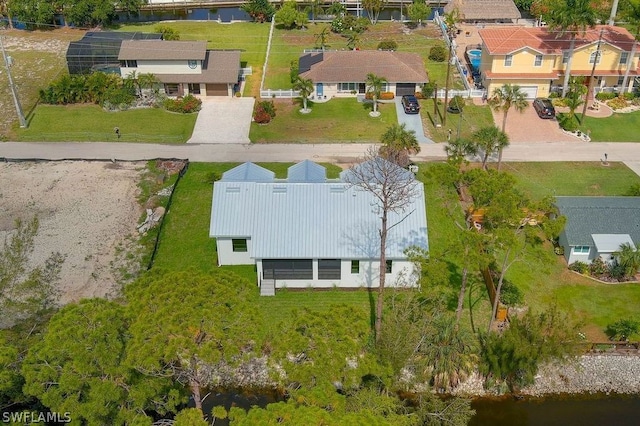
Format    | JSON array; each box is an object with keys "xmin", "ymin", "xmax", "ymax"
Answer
[
  {"xmin": 555, "ymin": 197, "xmax": 640, "ymax": 265},
  {"xmin": 210, "ymin": 161, "xmax": 429, "ymax": 295}
]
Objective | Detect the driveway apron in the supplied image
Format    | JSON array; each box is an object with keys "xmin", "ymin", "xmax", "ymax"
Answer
[
  {"xmin": 395, "ymin": 98, "xmax": 432, "ymax": 144},
  {"xmin": 188, "ymin": 97, "xmax": 255, "ymax": 144}
]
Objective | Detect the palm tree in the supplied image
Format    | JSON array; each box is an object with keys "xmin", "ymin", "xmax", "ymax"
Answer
[
  {"xmin": 444, "ymin": 138, "xmax": 479, "ymax": 170},
  {"xmin": 293, "ymin": 77, "xmax": 314, "ymax": 112},
  {"xmin": 621, "ymin": 0, "xmax": 640, "ymax": 93},
  {"xmin": 546, "ymin": 0, "xmax": 597, "ymax": 97},
  {"xmin": 379, "ymin": 123, "xmax": 419, "ymax": 166},
  {"xmin": 366, "ymin": 73, "xmax": 387, "ymax": 116},
  {"xmin": 488, "ymin": 84, "xmax": 527, "ymax": 170},
  {"xmin": 615, "ymin": 242, "xmax": 640, "ymax": 278},
  {"xmin": 473, "ymin": 126, "xmax": 509, "ymax": 170}
]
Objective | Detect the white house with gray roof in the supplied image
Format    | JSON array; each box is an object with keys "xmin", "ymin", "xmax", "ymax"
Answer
[
  {"xmin": 209, "ymin": 160, "xmax": 429, "ymax": 295},
  {"xmin": 555, "ymin": 197, "xmax": 640, "ymax": 265}
]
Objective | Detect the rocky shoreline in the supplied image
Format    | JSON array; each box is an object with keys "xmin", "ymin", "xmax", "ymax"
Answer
[{"xmin": 454, "ymin": 354, "xmax": 640, "ymax": 397}]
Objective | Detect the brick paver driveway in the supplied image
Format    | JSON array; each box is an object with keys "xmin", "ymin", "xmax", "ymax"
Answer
[{"xmin": 492, "ymin": 101, "xmax": 580, "ymax": 143}]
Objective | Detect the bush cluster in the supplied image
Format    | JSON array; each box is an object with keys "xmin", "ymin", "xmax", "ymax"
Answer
[
  {"xmin": 330, "ymin": 14, "xmax": 368, "ymax": 34},
  {"xmin": 377, "ymin": 40, "xmax": 398, "ymax": 51},
  {"xmin": 254, "ymin": 100, "xmax": 276, "ymax": 124},
  {"xmin": 163, "ymin": 94, "xmax": 202, "ymax": 113},
  {"xmin": 557, "ymin": 113, "xmax": 579, "ymax": 132},
  {"xmin": 595, "ymin": 91, "xmax": 616, "ymax": 101},
  {"xmin": 428, "ymin": 45, "xmax": 447, "ymax": 62},
  {"xmin": 607, "ymin": 96, "xmax": 629, "ymax": 110},
  {"xmin": 421, "ymin": 81, "xmax": 436, "ymax": 99},
  {"xmin": 364, "ymin": 92, "xmax": 394, "ymax": 100}
]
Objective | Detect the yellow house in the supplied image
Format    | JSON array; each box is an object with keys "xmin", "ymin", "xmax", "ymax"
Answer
[{"xmin": 477, "ymin": 25, "xmax": 639, "ymax": 98}]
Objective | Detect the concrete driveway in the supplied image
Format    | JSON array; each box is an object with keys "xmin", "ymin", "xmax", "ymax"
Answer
[
  {"xmin": 493, "ymin": 101, "xmax": 580, "ymax": 143},
  {"xmin": 395, "ymin": 98, "xmax": 432, "ymax": 144},
  {"xmin": 188, "ymin": 97, "xmax": 255, "ymax": 144}
]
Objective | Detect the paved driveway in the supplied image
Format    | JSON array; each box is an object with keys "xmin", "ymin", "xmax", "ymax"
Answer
[
  {"xmin": 395, "ymin": 98, "xmax": 432, "ymax": 144},
  {"xmin": 493, "ymin": 101, "xmax": 580, "ymax": 143},
  {"xmin": 188, "ymin": 97, "xmax": 255, "ymax": 144}
]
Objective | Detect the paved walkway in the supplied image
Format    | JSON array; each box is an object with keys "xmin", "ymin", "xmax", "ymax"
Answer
[{"xmin": 187, "ymin": 97, "xmax": 254, "ymax": 144}]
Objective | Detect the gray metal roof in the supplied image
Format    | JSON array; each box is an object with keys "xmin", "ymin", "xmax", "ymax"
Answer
[
  {"xmin": 555, "ymin": 197, "xmax": 640, "ymax": 246},
  {"xmin": 221, "ymin": 162, "xmax": 275, "ymax": 182},
  {"xmin": 592, "ymin": 234, "xmax": 635, "ymax": 252},
  {"xmin": 287, "ymin": 160, "xmax": 327, "ymax": 183},
  {"xmin": 210, "ymin": 167, "xmax": 428, "ymax": 259}
]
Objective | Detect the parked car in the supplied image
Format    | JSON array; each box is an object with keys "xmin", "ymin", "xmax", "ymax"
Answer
[
  {"xmin": 533, "ymin": 98, "xmax": 556, "ymax": 119},
  {"xmin": 401, "ymin": 95, "xmax": 420, "ymax": 114}
]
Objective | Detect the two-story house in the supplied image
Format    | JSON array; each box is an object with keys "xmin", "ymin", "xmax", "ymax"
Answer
[
  {"xmin": 118, "ymin": 40, "xmax": 241, "ymax": 97},
  {"xmin": 477, "ymin": 25, "xmax": 639, "ymax": 98}
]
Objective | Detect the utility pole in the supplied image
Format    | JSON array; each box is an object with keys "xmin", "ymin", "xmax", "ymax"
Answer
[
  {"xmin": 1, "ymin": 36, "xmax": 27, "ymax": 128},
  {"xmin": 608, "ymin": 0, "xmax": 620, "ymax": 26},
  {"xmin": 581, "ymin": 28, "xmax": 604, "ymax": 122}
]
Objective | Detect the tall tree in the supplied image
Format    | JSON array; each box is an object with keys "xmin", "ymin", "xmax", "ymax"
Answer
[
  {"xmin": 621, "ymin": 0, "xmax": 640, "ymax": 93},
  {"xmin": 472, "ymin": 126, "xmax": 509, "ymax": 170},
  {"xmin": 362, "ymin": 0, "xmax": 386, "ymax": 24},
  {"xmin": 545, "ymin": 0, "xmax": 597, "ymax": 97},
  {"xmin": 0, "ymin": 217, "xmax": 63, "ymax": 329},
  {"xmin": 366, "ymin": 73, "xmax": 387, "ymax": 116},
  {"xmin": 488, "ymin": 84, "xmax": 527, "ymax": 170},
  {"xmin": 293, "ymin": 76, "xmax": 314, "ymax": 112},
  {"xmin": 444, "ymin": 138, "xmax": 479, "ymax": 171},
  {"xmin": 125, "ymin": 270, "xmax": 262, "ymax": 411},
  {"xmin": 241, "ymin": 0, "xmax": 276, "ymax": 23},
  {"xmin": 407, "ymin": 0, "xmax": 431, "ymax": 25},
  {"xmin": 342, "ymin": 149, "xmax": 421, "ymax": 342},
  {"xmin": 615, "ymin": 242, "xmax": 640, "ymax": 277},
  {"xmin": 379, "ymin": 123, "xmax": 420, "ymax": 166},
  {"xmin": 8, "ymin": 0, "xmax": 56, "ymax": 28}
]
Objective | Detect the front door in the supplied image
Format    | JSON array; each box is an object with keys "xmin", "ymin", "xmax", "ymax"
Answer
[{"xmin": 316, "ymin": 83, "xmax": 323, "ymax": 97}]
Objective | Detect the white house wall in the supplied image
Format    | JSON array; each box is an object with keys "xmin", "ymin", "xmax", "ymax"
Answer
[
  {"xmin": 216, "ymin": 237, "xmax": 253, "ymax": 266},
  {"xmin": 255, "ymin": 258, "xmax": 417, "ymax": 289}
]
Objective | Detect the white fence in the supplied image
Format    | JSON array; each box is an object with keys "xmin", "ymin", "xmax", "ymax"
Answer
[
  {"xmin": 260, "ymin": 89, "xmax": 301, "ymax": 98},
  {"xmin": 436, "ymin": 89, "xmax": 486, "ymax": 98}
]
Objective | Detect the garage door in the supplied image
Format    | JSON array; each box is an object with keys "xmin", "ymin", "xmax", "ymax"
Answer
[
  {"xmin": 206, "ymin": 84, "xmax": 228, "ymax": 96},
  {"xmin": 519, "ymin": 86, "xmax": 538, "ymax": 99},
  {"xmin": 396, "ymin": 83, "xmax": 416, "ymax": 96}
]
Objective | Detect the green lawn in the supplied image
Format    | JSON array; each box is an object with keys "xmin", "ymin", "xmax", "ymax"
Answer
[
  {"xmin": 114, "ymin": 22, "xmax": 270, "ymax": 97},
  {"xmin": 582, "ymin": 111, "xmax": 640, "ymax": 142},
  {"xmin": 423, "ymin": 101, "xmax": 495, "ymax": 143},
  {"xmin": 250, "ymin": 98, "xmax": 397, "ymax": 143},
  {"xmin": 15, "ymin": 104, "xmax": 197, "ymax": 143}
]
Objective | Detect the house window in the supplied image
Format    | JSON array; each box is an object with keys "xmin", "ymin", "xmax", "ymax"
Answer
[
  {"xmin": 188, "ymin": 83, "xmax": 201, "ymax": 95},
  {"xmin": 385, "ymin": 260, "xmax": 393, "ymax": 274},
  {"xmin": 351, "ymin": 260, "xmax": 360, "ymax": 274},
  {"xmin": 263, "ymin": 259, "xmax": 312, "ymax": 280},
  {"xmin": 534, "ymin": 54, "xmax": 543, "ymax": 67},
  {"xmin": 232, "ymin": 239, "xmax": 247, "ymax": 252},
  {"xmin": 589, "ymin": 51, "xmax": 601, "ymax": 65},
  {"xmin": 573, "ymin": 246, "xmax": 590, "ymax": 254},
  {"xmin": 562, "ymin": 51, "xmax": 569, "ymax": 64},
  {"xmin": 504, "ymin": 54, "xmax": 513, "ymax": 67},
  {"xmin": 617, "ymin": 76, "xmax": 625, "ymax": 86},
  {"xmin": 338, "ymin": 82, "xmax": 358, "ymax": 92},
  {"xmin": 164, "ymin": 83, "xmax": 179, "ymax": 96},
  {"xmin": 620, "ymin": 52, "xmax": 629, "ymax": 65},
  {"xmin": 120, "ymin": 60, "xmax": 137, "ymax": 68},
  {"xmin": 318, "ymin": 259, "xmax": 341, "ymax": 280}
]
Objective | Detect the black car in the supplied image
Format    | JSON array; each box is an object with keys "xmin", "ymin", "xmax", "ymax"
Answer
[
  {"xmin": 533, "ymin": 98, "xmax": 556, "ymax": 119},
  {"xmin": 401, "ymin": 95, "xmax": 420, "ymax": 114}
]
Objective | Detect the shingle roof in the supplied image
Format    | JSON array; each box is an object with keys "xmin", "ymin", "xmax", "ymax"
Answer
[
  {"xmin": 445, "ymin": 0, "xmax": 521, "ymax": 20},
  {"xmin": 118, "ymin": 40, "xmax": 207, "ymax": 60},
  {"xmin": 153, "ymin": 50, "xmax": 241, "ymax": 84},
  {"xmin": 555, "ymin": 197, "xmax": 640, "ymax": 247},
  {"xmin": 222, "ymin": 162, "xmax": 275, "ymax": 182},
  {"xmin": 210, "ymin": 161, "xmax": 428, "ymax": 259},
  {"xmin": 298, "ymin": 51, "xmax": 428, "ymax": 83},
  {"xmin": 479, "ymin": 25, "xmax": 636, "ymax": 55}
]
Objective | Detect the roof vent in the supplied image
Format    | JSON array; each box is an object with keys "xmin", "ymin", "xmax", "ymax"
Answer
[
  {"xmin": 226, "ymin": 186, "xmax": 241, "ymax": 193},
  {"xmin": 330, "ymin": 185, "xmax": 346, "ymax": 193},
  {"xmin": 273, "ymin": 185, "xmax": 287, "ymax": 194}
]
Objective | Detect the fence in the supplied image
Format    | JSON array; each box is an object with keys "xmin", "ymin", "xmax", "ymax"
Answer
[{"xmin": 260, "ymin": 89, "xmax": 301, "ymax": 99}]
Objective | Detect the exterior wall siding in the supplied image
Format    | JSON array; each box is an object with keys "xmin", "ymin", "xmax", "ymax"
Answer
[
  {"xmin": 254, "ymin": 258, "xmax": 417, "ymax": 289},
  {"xmin": 485, "ymin": 79, "xmax": 550, "ymax": 98},
  {"xmin": 216, "ymin": 237, "xmax": 253, "ymax": 266}
]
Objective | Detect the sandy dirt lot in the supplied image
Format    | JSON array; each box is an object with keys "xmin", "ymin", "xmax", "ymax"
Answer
[{"xmin": 0, "ymin": 161, "xmax": 145, "ymax": 303}]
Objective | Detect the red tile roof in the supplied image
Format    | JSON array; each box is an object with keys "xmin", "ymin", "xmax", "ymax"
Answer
[
  {"xmin": 299, "ymin": 50, "xmax": 428, "ymax": 83},
  {"xmin": 479, "ymin": 25, "xmax": 636, "ymax": 55},
  {"xmin": 483, "ymin": 71, "xmax": 559, "ymax": 79}
]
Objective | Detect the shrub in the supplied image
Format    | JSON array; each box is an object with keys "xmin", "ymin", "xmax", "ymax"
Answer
[
  {"xmin": 331, "ymin": 14, "xmax": 368, "ymax": 34},
  {"xmin": 500, "ymin": 280, "xmax": 523, "ymax": 306},
  {"xmin": 551, "ymin": 97, "xmax": 567, "ymax": 107},
  {"xmin": 102, "ymin": 86, "xmax": 136, "ymax": 109},
  {"xmin": 626, "ymin": 183, "xmax": 640, "ymax": 196},
  {"xmin": 595, "ymin": 91, "xmax": 616, "ymax": 101},
  {"xmin": 422, "ymin": 81, "xmax": 436, "ymax": 99},
  {"xmin": 290, "ymin": 59, "xmax": 299, "ymax": 84},
  {"xmin": 163, "ymin": 94, "xmax": 202, "ymax": 113},
  {"xmin": 428, "ymin": 45, "xmax": 447, "ymax": 62},
  {"xmin": 569, "ymin": 261, "xmax": 589, "ymax": 275},
  {"xmin": 632, "ymin": 97, "xmax": 640, "ymax": 106},
  {"xmin": 557, "ymin": 113, "xmax": 579, "ymax": 132},
  {"xmin": 258, "ymin": 100, "xmax": 276, "ymax": 118},
  {"xmin": 364, "ymin": 91, "xmax": 394, "ymax": 100},
  {"xmin": 155, "ymin": 25, "xmax": 180, "ymax": 40},
  {"xmin": 605, "ymin": 319, "xmax": 639, "ymax": 341},
  {"xmin": 608, "ymin": 262, "xmax": 627, "ymax": 280},
  {"xmin": 377, "ymin": 39, "xmax": 398, "ymax": 51},
  {"xmin": 622, "ymin": 92, "xmax": 635, "ymax": 101},
  {"xmin": 448, "ymin": 95, "xmax": 465, "ymax": 113},
  {"xmin": 589, "ymin": 257, "xmax": 608, "ymax": 276},
  {"xmin": 607, "ymin": 96, "xmax": 628, "ymax": 110},
  {"xmin": 253, "ymin": 105, "xmax": 272, "ymax": 124},
  {"xmin": 548, "ymin": 91, "xmax": 560, "ymax": 98}
]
